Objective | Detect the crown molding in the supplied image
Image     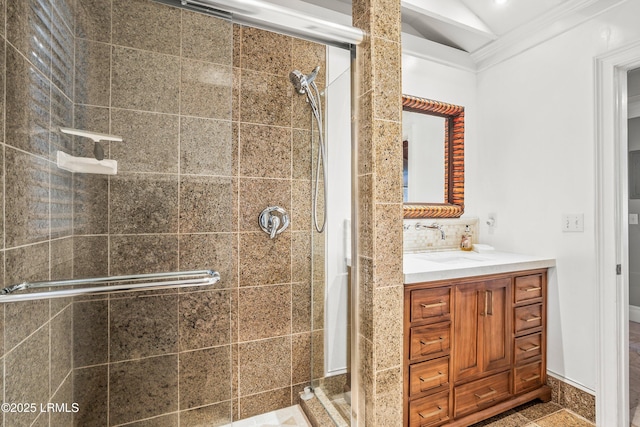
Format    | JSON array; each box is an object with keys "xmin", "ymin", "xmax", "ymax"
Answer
[
  {"xmin": 402, "ymin": 33, "xmax": 477, "ymax": 72},
  {"xmin": 471, "ymin": 0, "xmax": 628, "ymax": 72}
]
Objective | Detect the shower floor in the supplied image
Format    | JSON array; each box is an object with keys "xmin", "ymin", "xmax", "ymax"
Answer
[{"xmin": 225, "ymin": 405, "xmax": 311, "ymax": 427}]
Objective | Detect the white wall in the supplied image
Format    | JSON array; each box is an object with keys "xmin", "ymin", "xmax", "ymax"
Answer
[
  {"xmin": 470, "ymin": 1, "xmax": 640, "ymax": 392},
  {"xmin": 402, "ymin": 52, "xmax": 478, "ymax": 217}
]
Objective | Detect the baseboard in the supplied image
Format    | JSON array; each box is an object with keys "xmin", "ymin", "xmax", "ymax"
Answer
[
  {"xmin": 547, "ymin": 370, "xmax": 595, "ymax": 396},
  {"xmin": 630, "ymin": 305, "xmax": 640, "ymax": 323},
  {"xmin": 546, "ymin": 370, "xmax": 596, "ymax": 423}
]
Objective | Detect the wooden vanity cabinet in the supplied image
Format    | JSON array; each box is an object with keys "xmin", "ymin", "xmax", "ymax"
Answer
[{"xmin": 404, "ymin": 269, "xmax": 551, "ymax": 427}]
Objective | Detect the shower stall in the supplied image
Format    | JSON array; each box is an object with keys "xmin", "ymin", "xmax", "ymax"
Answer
[{"xmin": 0, "ymin": 0, "xmax": 360, "ymax": 425}]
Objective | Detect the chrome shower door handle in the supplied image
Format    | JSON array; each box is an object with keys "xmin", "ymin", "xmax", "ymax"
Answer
[{"xmin": 259, "ymin": 206, "xmax": 290, "ymax": 239}]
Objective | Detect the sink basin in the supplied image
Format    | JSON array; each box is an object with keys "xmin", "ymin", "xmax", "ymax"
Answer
[{"xmin": 410, "ymin": 251, "xmax": 490, "ymax": 264}]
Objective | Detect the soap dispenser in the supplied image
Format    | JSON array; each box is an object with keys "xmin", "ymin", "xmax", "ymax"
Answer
[{"xmin": 460, "ymin": 225, "xmax": 473, "ymax": 251}]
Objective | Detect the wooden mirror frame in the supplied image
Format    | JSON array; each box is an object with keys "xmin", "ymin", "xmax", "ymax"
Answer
[{"xmin": 402, "ymin": 94, "xmax": 465, "ymax": 218}]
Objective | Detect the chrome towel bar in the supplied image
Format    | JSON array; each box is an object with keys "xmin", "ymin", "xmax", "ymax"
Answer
[{"xmin": 0, "ymin": 269, "xmax": 221, "ymax": 303}]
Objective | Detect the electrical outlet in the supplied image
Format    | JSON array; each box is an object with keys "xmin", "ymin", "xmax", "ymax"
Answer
[{"xmin": 562, "ymin": 214, "xmax": 584, "ymax": 232}]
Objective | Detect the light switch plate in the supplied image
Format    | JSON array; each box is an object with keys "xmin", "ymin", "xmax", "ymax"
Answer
[
  {"xmin": 630, "ymin": 213, "xmax": 639, "ymax": 225},
  {"xmin": 562, "ymin": 214, "xmax": 584, "ymax": 232}
]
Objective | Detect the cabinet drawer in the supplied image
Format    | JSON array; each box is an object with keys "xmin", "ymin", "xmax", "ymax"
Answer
[
  {"xmin": 411, "ymin": 287, "xmax": 451, "ymax": 323},
  {"xmin": 454, "ymin": 371, "xmax": 511, "ymax": 418},
  {"xmin": 514, "ymin": 361, "xmax": 543, "ymax": 394},
  {"xmin": 514, "ymin": 274, "xmax": 543, "ymax": 303},
  {"xmin": 409, "ymin": 390, "xmax": 450, "ymax": 427},
  {"xmin": 410, "ymin": 357, "xmax": 449, "ymax": 397},
  {"xmin": 410, "ymin": 322, "xmax": 451, "ymax": 361},
  {"xmin": 514, "ymin": 333, "xmax": 542, "ymax": 364},
  {"xmin": 514, "ymin": 304, "xmax": 543, "ymax": 334}
]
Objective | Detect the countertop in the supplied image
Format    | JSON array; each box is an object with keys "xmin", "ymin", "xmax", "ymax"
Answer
[{"xmin": 403, "ymin": 250, "xmax": 556, "ymax": 284}]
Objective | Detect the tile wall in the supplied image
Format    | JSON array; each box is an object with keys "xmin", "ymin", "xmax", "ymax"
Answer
[
  {"xmin": 403, "ymin": 218, "xmax": 479, "ymax": 253},
  {"xmin": 1, "ymin": 0, "xmax": 327, "ymax": 425}
]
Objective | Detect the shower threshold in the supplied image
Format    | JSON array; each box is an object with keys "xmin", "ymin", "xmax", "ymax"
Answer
[{"xmin": 223, "ymin": 405, "xmax": 311, "ymax": 427}]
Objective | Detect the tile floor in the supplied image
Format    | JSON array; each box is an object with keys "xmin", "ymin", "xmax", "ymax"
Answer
[{"xmin": 469, "ymin": 400, "xmax": 594, "ymax": 426}]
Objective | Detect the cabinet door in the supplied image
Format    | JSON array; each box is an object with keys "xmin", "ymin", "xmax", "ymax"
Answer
[
  {"xmin": 453, "ymin": 282, "xmax": 482, "ymax": 381},
  {"xmin": 483, "ymin": 278, "xmax": 512, "ymax": 373}
]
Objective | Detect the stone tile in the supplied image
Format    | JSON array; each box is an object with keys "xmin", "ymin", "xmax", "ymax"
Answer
[
  {"xmin": 292, "ymin": 129, "xmax": 312, "ymax": 180},
  {"xmin": 74, "ymin": 365, "xmax": 108, "ymax": 426},
  {"xmin": 112, "ymin": 46, "xmax": 180, "ymax": 114},
  {"xmin": 291, "ymin": 231, "xmax": 312, "ymax": 284},
  {"xmin": 51, "ymin": 0, "xmax": 74, "ymax": 34},
  {"xmin": 182, "ymin": 10, "xmax": 232, "ymax": 65},
  {"xmin": 5, "ymin": 148, "xmax": 50, "ymax": 247},
  {"xmin": 181, "ymin": 59, "xmax": 232, "ymax": 119},
  {"xmin": 374, "ymin": 204, "xmax": 403, "ymax": 288},
  {"xmin": 110, "ymin": 235, "xmax": 179, "ymax": 275},
  {"xmin": 239, "ymin": 232, "xmax": 291, "ymax": 287},
  {"xmin": 50, "ymin": 375, "xmax": 73, "ymax": 427},
  {"xmin": 30, "ymin": 413, "xmax": 49, "ymax": 427},
  {"xmin": 374, "ymin": 285, "xmax": 403, "ymax": 370},
  {"xmin": 375, "ymin": 367, "xmax": 403, "ymax": 427},
  {"xmin": 50, "ymin": 306, "xmax": 73, "ymax": 395},
  {"xmin": 180, "ymin": 401, "xmax": 232, "ymax": 427},
  {"xmin": 73, "ymin": 173, "xmax": 109, "ymax": 235},
  {"xmin": 232, "ymin": 66, "xmax": 240, "ymax": 123},
  {"xmin": 240, "ymin": 27, "xmax": 291, "ymax": 76},
  {"xmin": 239, "ymin": 123, "xmax": 292, "ymax": 179},
  {"xmin": 291, "ymin": 38, "xmax": 326, "ymax": 87},
  {"xmin": 4, "ymin": 244, "xmax": 49, "ymax": 351},
  {"xmin": 4, "ymin": 327, "xmax": 49, "ymax": 427},
  {"xmin": 120, "ymin": 414, "xmax": 179, "ymax": 427},
  {"xmin": 109, "ymin": 355, "xmax": 179, "ymax": 425},
  {"xmin": 372, "ymin": 0, "xmax": 401, "ymax": 42},
  {"xmin": 50, "ymin": 86, "xmax": 73, "ymax": 157},
  {"xmin": 238, "ymin": 284, "xmax": 291, "ymax": 341},
  {"xmin": 50, "ymin": 238, "xmax": 74, "ymax": 313},
  {"xmin": 181, "ymin": 117, "xmax": 233, "ymax": 176},
  {"xmin": 74, "ymin": 236, "xmax": 109, "ymax": 279},
  {"xmin": 238, "ymin": 387, "xmax": 291, "ymax": 420},
  {"xmin": 179, "ymin": 289, "xmax": 231, "ymax": 351},
  {"xmin": 5, "ymin": 47, "xmax": 50, "ymax": 157},
  {"xmin": 50, "ymin": 163, "xmax": 73, "ymax": 239},
  {"xmin": 179, "ymin": 346, "xmax": 232, "ymax": 408},
  {"xmin": 374, "ymin": 120, "xmax": 403, "ymax": 203},
  {"xmin": 291, "ymin": 179, "xmax": 312, "ymax": 232},
  {"xmin": 112, "ymin": 0, "xmax": 180, "ymax": 55},
  {"xmin": 110, "ymin": 173, "xmax": 179, "ymax": 234},
  {"xmin": 73, "ymin": 300, "xmax": 109, "ymax": 368},
  {"xmin": 233, "ymin": 24, "xmax": 242, "ymax": 68},
  {"xmin": 311, "ymin": 329, "xmax": 324, "ymax": 380},
  {"xmin": 51, "ymin": 9, "xmax": 74, "ymax": 99},
  {"xmin": 238, "ymin": 336, "xmax": 291, "ymax": 396},
  {"xmin": 358, "ymin": 91, "xmax": 374, "ymax": 175},
  {"xmin": 372, "ymin": 38, "xmax": 401, "ymax": 122},
  {"xmin": 179, "ymin": 233, "xmax": 237, "ymax": 289},
  {"xmin": 535, "ymin": 409, "xmax": 594, "ymax": 427},
  {"xmin": 111, "ymin": 109, "xmax": 179, "ymax": 173},
  {"xmin": 110, "ymin": 295, "xmax": 179, "ymax": 362},
  {"xmin": 7, "ymin": 0, "xmax": 51, "ymax": 76},
  {"xmin": 312, "ymin": 280, "xmax": 325, "ymax": 330},
  {"xmin": 559, "ymin": 382, "xmax": 596, "ymax": 422},
  {"xmin": 179, "ymin": 176, "xmax": 235, "ymax": 233},
  {"xmin": 359, "ymin": 256, "xmax": 374, "ymax": 341},
  {"xmin": 239, "ymin": 177, "xmax": 291, "ymax": 232},
  {"xmin": 0, "ymin": 40, "xmax": 3, "ymax": 142},
  {"xmin": 292, "ymin": 333, "xmax": 311, "ymax": 385},
  {"xmin": 292, "ymin": 281, "xmax": 311, "ymax": 334},
  {"xmin": 240, "ymin": 70, "xmax": 292, "ymax": 127},
  {"xmin": 76, "ymin": 0, "xmax": 111, "ymax": 43},
  {"xmin": 515, "ymin": 401, "xmax": 562, "ymax": 422},
  {"xmin": 74, "ymin": 38, "xmax": 110, "ymax": 107},
  {"xmin": 358, "ymin": 174, "xmax": 373, "ymax": 258}
]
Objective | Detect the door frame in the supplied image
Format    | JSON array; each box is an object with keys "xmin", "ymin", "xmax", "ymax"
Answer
[{"xmin": 594, "ymin": 39, "xmax": 640, "ymax": 427}]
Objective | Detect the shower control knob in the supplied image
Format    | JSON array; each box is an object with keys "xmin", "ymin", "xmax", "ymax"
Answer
[{"xmin": 259, "ymin": 206, "xmax": 290, "ymax": 239}]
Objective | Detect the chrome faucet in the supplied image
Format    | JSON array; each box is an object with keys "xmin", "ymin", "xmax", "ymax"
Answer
[{"xmin": 416, "ymin": 222, "xmax": 446, "ymax": 240}]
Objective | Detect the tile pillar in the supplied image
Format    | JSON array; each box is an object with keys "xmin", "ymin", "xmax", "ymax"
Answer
[{"xmin": 352, "ymin": 0, "xmax": 404, "ymax": 425}]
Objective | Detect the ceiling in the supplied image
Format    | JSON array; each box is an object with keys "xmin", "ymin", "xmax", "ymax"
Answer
[{"xmin": 264, "ymin": 0, "xmax": 623, "ymax": 60}]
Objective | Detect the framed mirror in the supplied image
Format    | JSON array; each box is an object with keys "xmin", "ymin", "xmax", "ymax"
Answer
[{"xmin": 402, "ymin": 94, "xmax": 465, "ymax": 218}]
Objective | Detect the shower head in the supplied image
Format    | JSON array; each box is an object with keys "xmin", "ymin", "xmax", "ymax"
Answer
[{"xmin": 289, "ymin": 66, "xmax": 321, "ymax": 94}]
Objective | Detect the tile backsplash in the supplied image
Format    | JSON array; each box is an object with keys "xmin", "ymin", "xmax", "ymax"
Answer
[{"xmin": 403, "ymin": 217, "xmax": 480, "ymax": 252}]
